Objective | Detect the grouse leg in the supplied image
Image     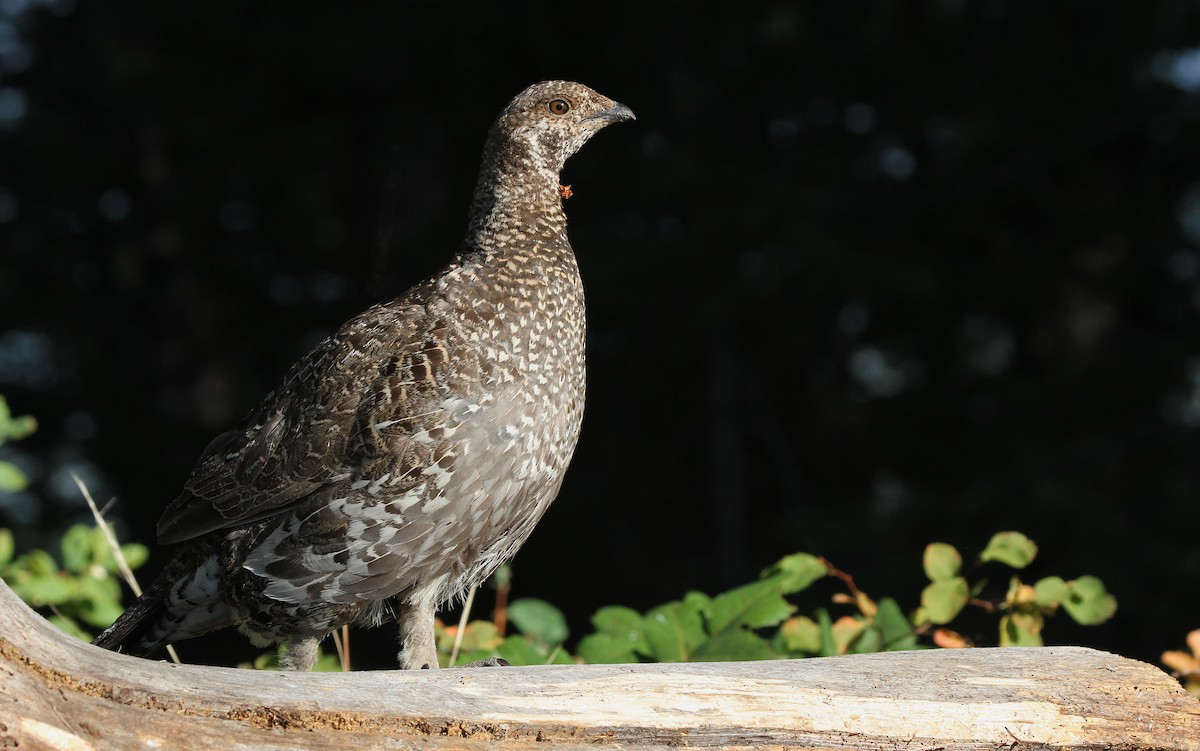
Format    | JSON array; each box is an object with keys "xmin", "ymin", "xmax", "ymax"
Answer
[
  {"xmin": 396, "ymin": 600, "xmax": 438, "ymax": 669},
  {"xmin": 279, "ymin": 634, "xmax": 320, "ymax": 671},
  {"xmin": 395, "ymin": 600, "xmax": 509, "ymax": 669}
]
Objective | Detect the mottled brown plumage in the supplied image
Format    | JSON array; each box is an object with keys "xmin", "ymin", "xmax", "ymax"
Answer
[{"xmin": 93, "ymin": 81, "xmax": 634, "ymax": 670}]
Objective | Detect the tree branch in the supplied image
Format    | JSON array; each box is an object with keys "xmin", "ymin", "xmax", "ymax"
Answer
[{"xmin": 0, "ymin": 577, "xmax": 1196, "ymax": 750}]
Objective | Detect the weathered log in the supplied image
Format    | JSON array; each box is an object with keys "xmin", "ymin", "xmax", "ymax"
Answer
[{"xmin": 0, "ymin": 577, "xmax": 1195, "ymax": 751}]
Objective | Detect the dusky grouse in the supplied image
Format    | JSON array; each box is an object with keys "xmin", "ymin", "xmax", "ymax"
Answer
[{"xmin": 93, "ymin": 81, "xmax": 634, "ymax": 671}]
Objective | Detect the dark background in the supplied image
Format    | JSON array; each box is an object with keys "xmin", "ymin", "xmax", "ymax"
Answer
[{"xmin": 1, "ymin": 1, "xmax": 1198, "ymax": 668}]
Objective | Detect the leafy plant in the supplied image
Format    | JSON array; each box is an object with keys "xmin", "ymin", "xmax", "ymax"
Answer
[
  {"xmin": 0, "ymin": 395, "xmax": 36, "ymax": 492},
  {"xmin": 912, "ymin": 531, "xmax": 1117, "ymax": 647},
  {"xmin": 436, "ymin": 596, "xmax": 576, "ymax": 667},
  {"xmin": 0, "ymin": 524, "xmax": 149, "ymax": 640},
  {"xmin": 0, "ymin": 516, "xmax": 1120, "ymax": 670},
  {"xmin": 428, "ymin": 531, "xmax": 1118, "ymax": 666}
]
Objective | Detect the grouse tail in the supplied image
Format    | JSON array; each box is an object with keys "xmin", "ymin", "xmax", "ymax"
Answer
[
  {"xmin": 92, "ymin": 588, "xmax": 166, "ymax": 655},
  {"xmin": 92, "ymin": 542, "xmax": 232, "ymax": 656}
]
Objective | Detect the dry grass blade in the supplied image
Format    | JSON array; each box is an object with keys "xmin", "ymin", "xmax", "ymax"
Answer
[
  {"xmin": 448, "ymin": 585, "xmax": 476, "ymax": 667},
  {"xmin": 72, "ymin": 471, "xmax": 181, "ymax": 665},
  {"xmin": 330, "ymin": 624, "xmax": 350, "ymax": 671}
]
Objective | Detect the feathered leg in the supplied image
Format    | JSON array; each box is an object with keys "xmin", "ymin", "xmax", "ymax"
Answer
[
  {"xmin": 395, "ymin": 600, "xmax": 438, "ymax": 669},
  {"xmin": 395, "ymin": 599, "xmax": 508, "ymax": 670},
  {"xmin": 279, "ymin": 635, "xmax": 320, "ymax": 671}
]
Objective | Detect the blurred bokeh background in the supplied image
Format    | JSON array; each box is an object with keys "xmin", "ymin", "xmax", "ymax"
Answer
[{"xmin": 1, "ymin": 1, "xmax": 1198, "ymax": 667}]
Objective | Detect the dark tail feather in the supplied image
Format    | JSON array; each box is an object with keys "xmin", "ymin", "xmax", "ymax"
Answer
[
  {"xmin": 92, "ymin": 588, "xmax": 167, "ymax": 655},
  {"xmin": 92, "ymin": 541, "xmax": 233, "ymax": 657}
]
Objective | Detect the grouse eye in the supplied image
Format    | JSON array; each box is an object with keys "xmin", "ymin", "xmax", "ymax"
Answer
[{"xmin": 547, "ymin": 98, "xmax": 572, "ymax": 116}]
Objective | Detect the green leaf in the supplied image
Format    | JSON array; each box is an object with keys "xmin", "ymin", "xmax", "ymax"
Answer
[
  {"xmin": 849, "ymin": 623, "xmax": 883, "ymax": 654},
  {"xmin": 693, "ymin": 629, "xmax": 777, "ymax": 661},
  {"xmin": 1069, "ymin": 575, "xmax": 1107, "ymax": 598},
  {"xmin": 591, "ymin": 605, "xmax": 644, "ymax": 635},
  {"xmin": 777, "ymin": 615, "xmax": 822, "ymax": 654},
  {"xmin": 507, "ymin": 598, "xmax": 568, "ymax": 646},
  {"xmin": 546, "ymin": 645, "xmax": 574, "ymax": 664},
  {"xmin": 588, "ymin": 602, "xmax": 638, "ymax": 623},
  {"xmin": 0, "ymin": 528, "xmax": 13, "ymax": 566},
  {"xmin": 61, "ymin": 524, "xmax": 92, "ymax": 573},
  {"xmin": 1062, "ymin": 576, "xmax": 1117, "ymax": 625},
  {"xmin": 0, "ymin": 397, "xmax": 36, "ymax": 443},
  {"xmin": 999, "ymin": 612, "xmax": 1044, "ymax": 646},
  {"xmin": 831, "ymin": 616, "xmax": 868, "ymax": 654},
  {"xmin": 762, "ymin": 552, "xmax": 828, "ymax": 594},
  {"xmin": 577, "ymin": 633, "xmax": 641, "ymax": 664},
  {"xmin": 245, "ymin": 651, "xmax": 280, "ymax": 670},
  {"xmin": 18, "ymin": 549, "xmax": 59, "ymax": 576},
  {"xmin": 578, "ymin": 605, "xmax": 649, "ymax": 663},
  {"xmin": 77, "ymin": 571, "xmax": 121, "ymax": 601},
  {"xmin": 920, "ymin": 577, "xmax": 969, "ymax": 624},
  {"xmin": 118, "ymin": 543, "xmax": 150, "ymax": 571},
  {"xmin": 74, "ymin": 575, "xmax": 124, "ymax": 627},
  {"xmin": 312, "ymin": 652, "xmax": 343, "ymax": 672},
  {"xmin": 78, "ymin": 598, "xmax": 126, "ymax": 628},
  {"xmin": 980, "ymin": 531, "xmax": 1038, "ymax": 569},
  {"xmin": 456, "ymin": 620, "xmax": 504, "ymax": 653},
  {"xmin": 815, "ymin": 607, "xmax": 837, "ymax": 657},
  {"xmin": 497, "ymin": 635, "xmax": 553, "ymax": 666},
  {"xmin": 705, "ymin": 578, "xmax": 796, "ymax": 635},
  {"xmin": 13, "ymin": 573, "xmax": 73, "ymax": 605},
  {"xmin": 875, "ymin": 597, "xmax": 919, "ymax": 651},
  {"xmin": 643, "ymin": 596, "xmax": 707, "ymax": 662},
  {"xmin": 923, "ymin": 543, "xmax": 962, "ymax": 581},
  {"xmin": 1034, "ymin": 576, "xmax": 1068, "ymax": 608},
  {"xmin": 90, "ymin": 526, "xmax": 115, "ymax": 565},
  {"xmin": 682, "ymin": 590, "xmax": 712, "ymax": 613},
  {"xmin": 0, "ymin": 461, "xmax": 27, "ymax": 492}
]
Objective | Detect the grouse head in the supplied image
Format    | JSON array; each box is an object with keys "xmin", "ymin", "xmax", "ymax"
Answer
[{"xmin": 486, "ymin": 80, "xmax": 636, "ymax": 177}]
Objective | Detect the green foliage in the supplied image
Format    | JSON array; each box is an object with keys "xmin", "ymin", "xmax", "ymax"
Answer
[
  {"xmin": 0, "ymin": 529, "xmax": 13, "ymax": 567},
  {"xmin": 0, "ymin": 397, "xmax": 152, "ymax": 641},
  {"xmin": 979, "ymin": 532, "xmax": 1038, "ymax": 569},
  {"xmin": 913, "ymin": 532, "xmax": 1117, "ymax": 648},
  {"xmin": 0, "ymin": 523, "xmax": 149, "ymax": 639},
  {"xmin": 435, "ymin": 597, "xmax": 576, "ymax": 668},
  {"xmin": 1060, "ymin": 576, "xmax": 1118, "ymax": 626},
  {"xmin": 426, "ymin": 532, "xmax": 1116, "ymax": 667},
  {"xmin": 0, "ymin": 395, "xmax": 36, "ymax": 492},
  {"xmin": 576, "ymin": 606, "xmax": 649, "ymax": 664},
  {"xmin": 1, "ymin": 520, "xmax": 1118, "ymax": 667},
  {"xmin": 507, "ymin": 597, "xmax": 569, "ymax": 646},
  {"xmin": 921, "ymin": 578, "xmax": 970, "ymax": 624},
  {"xmin": 923, "ymin": 542, "xmax": 962, "ymax": 580}
]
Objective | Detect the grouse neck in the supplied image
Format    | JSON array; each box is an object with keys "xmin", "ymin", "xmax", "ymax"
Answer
[{"xmin": 463, "ymin": 137, "xmax": 570, "ymax": 255}]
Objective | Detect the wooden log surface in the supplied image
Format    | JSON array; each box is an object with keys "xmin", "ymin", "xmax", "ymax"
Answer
[{"xmin": 0, "ymin": 577, "xmax": 1196, "ymax": 751}]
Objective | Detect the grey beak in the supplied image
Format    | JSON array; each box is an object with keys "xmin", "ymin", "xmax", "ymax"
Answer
[{"xmin": 589, "ymin": 102, "xmax": 636, "ymax": 124}]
